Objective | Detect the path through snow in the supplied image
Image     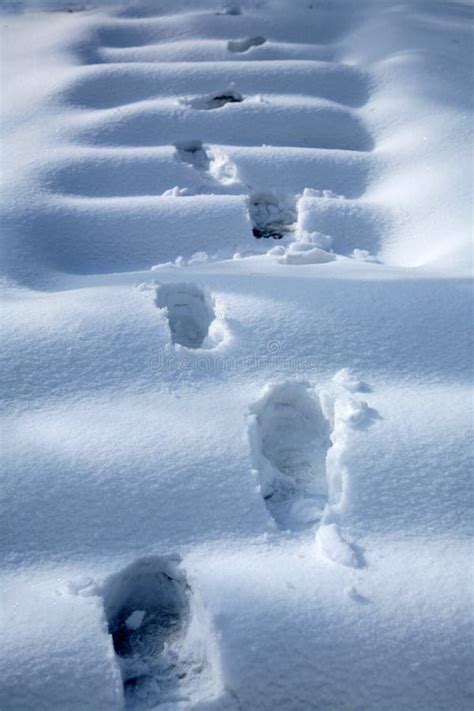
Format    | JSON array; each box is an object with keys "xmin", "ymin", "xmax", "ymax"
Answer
[{"xmin": 1, "ymin": 1, "xmax": 472, "ymax": 710}]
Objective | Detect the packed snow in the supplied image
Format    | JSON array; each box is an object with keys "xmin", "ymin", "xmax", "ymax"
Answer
[{"xmin": 1, "ymin": 0, "xmax": 473, "ymax": 709}]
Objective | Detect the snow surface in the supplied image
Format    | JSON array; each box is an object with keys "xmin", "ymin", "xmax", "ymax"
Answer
[{"xmin": 1, "ymin": 0, "xmax": 473, "ymax": 709}]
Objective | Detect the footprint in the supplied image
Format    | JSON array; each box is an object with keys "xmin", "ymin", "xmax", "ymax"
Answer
[
  {"xmin": 227, "ymin": 37, "xmax": 266, "ymax": 53},
  {"xmin": 250, "ymin": 382, "xmax": 332, "ymax": 530},
  {"xmin": 103, "ymin": 556, "xmax": 190, "ymax": 707},
  {"xmin": 184, "ymin": 87, "xmax": 243, "ymax": 111},
  {"xmin": 155, "ymin": 283, "xmax": 215, "ymax": 349},
  {"xmin": 174, "ymin": 140, "xmax": 210, "ymax": 171},
  {"xmin": 215, "ymin": 5, "xmax": 241, "ymax": 15},
  {"xmin": 174, "ymin": 141, "xmax": 245, "ymax": 194},
  {"xmin": 249, "ymin": 193, "xmax": 297, "ymax": 239}
]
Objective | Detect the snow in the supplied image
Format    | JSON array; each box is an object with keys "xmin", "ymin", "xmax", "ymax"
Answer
[
  {"xmin": 314, "ymin": 523, "xmax": 361, "ymax": 569},
  {"xmin": 1, "ymin": 0, "xmax": 473, "ymax": 709},
  {"xmin": 124, "ymin": 610, "xmax": 146, "ymax": 631}
]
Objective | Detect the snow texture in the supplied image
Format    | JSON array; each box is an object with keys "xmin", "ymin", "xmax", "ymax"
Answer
[{"xmin": 1, "ymin": 0, "xmax": 473, "ymax": 710}]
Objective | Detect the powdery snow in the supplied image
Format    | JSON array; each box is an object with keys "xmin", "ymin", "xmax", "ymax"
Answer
[{"xmin": 1, "ymin": 1, "xmax": 473, "ymax": 710}]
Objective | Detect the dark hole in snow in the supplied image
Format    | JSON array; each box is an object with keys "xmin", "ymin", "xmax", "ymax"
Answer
[
  {"xmin": 206, "ymin": 93, "xmax": 243, "ymax": 108},
  {"xmin": 252, "ymin": 227, "xmax": 285, "ymax": 239},
  {"xmin": 185, "ymin": 89, "xmax": 244, "ymax": 110}
]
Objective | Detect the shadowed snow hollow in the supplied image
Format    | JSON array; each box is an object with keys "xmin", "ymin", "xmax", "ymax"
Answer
[
  {"xmin": 249, "ymin": 381, "xmax": 332, "ymax": 530},
  {"xmin": 155, "ymin": 283, "xmax": 216, "ymax": 349},
  {"xmin": 102, "ymin": 556, "xmax": 223, "ymax": 709}
]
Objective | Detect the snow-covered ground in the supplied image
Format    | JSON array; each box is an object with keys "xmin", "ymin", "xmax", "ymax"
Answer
[{"xmin": 1, "ymin": 1, "xmax": 473, "ymax": 709}]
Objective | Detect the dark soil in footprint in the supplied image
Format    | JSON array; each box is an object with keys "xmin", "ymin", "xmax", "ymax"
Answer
[
  {"xmin": 155, "ymin": 283, "xmax": 215, "ymax": 349},
  {"xmin": 103, "ymin": 557, "xmax": 189, "ymax": 708}
]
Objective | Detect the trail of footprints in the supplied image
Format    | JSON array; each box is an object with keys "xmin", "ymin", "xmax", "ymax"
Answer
[
  {"xmin": 35, "ymin": 0, "xmax": 382, "ymax": 273},
  {"xmin": 56, "ymin": 3, "xmax": 378, "ymax": 706},
  {"xmin": 172, "ymin": 141, "xmax": 298, "ymax": 239}
]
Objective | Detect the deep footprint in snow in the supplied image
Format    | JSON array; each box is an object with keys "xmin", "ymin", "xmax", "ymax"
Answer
[
  {"xmin": 227, "ymin": 36, "xmax": 266, "ymax": 52},
  {"xmin": 155, "ymin": 283, "xmax": 215, "ymax": 349},
  {"xmin": 174, "ymin": 140, "xmax": 211, "ymax": 171},
  {"xmin": 174, "ymin": 140, "xmax": 245, "ymax": 193},
  {"xmin": 103, "ymin": 557, "xmax": 190, "ymax": 708},
  {"xmin": 250, "ymin": 382, "xmax": 332, "ymax": 529},
  {"xmin": 185, "ymin": 87, "xmax": 243, "ymax": 110},
  {"xmin": 249, "ymin": 193, "xmax": 297, "ymax": 239}
]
